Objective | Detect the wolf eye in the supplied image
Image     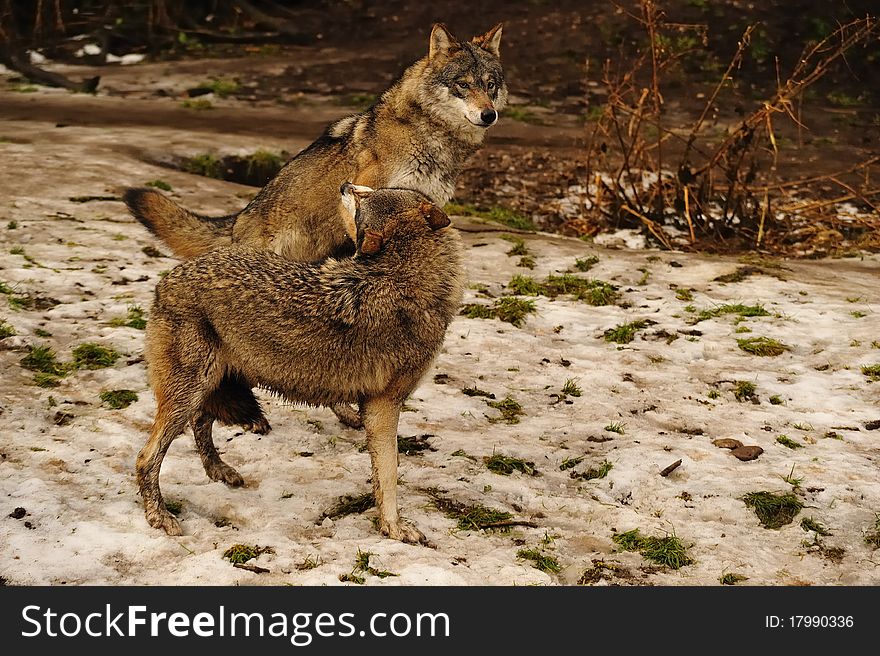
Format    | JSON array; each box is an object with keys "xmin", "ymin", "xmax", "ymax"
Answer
[
  {"xmin": 455, "ymin": 80, "xmax": 470, "ymax": 90},
  {"xmin": 487, "ymin": 80, "xmax": 496, "ymax": 91}
]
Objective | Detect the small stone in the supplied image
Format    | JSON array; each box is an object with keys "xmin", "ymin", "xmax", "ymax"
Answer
[
  {"xmin": 9, "ymin": 507, "xmax": 26, "ymax": 519},
  {"xmin": 864, "ymin": 420, "xmax": 880, "ymax": 431},
  {"xmin": 321, "ymin": 517, "xmax": 334, "ymax": 528},
  {"xmin": 713, "ymin": 438, "xmax": 743, "ymax": 449},
  {"xmin": 731, "ymin": 445, "xmax": 763, "ymax": 461}
]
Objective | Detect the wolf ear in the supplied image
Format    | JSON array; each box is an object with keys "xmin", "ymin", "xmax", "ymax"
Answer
[
  {"xmin": 430, "ymin": 23, "xmax": 459, "ymax": 59},
  {"xmin": 420, "ymin": 201, "xmax": 451, "ymax": 230},
  {"xmin": 472, "ymin": 23, "xmax": 503, "ymax": 57},
  {"xmin": 360, "ymin": 229, "xmax": 384, "ymax": 255}
]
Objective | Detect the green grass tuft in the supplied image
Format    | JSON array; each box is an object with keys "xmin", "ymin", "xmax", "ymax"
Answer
[
  {"xmin": 561, "ymin": 378, "xmax": 582, "ymax": 397},
  {"xmin": 800, "ymin": 517, "xmax": 831, "ymax": 536},
  {"xmin": 675, "ymin": 288, "xmax": 694, "ymax": 301},
  {"xmin": 505, "ymin": 273, "xmax": 619, "ymax": 306},
  {"xmin": 109, "ymin": 305, "xmax": 147, "ymax": 330},
  {"xmin": 164, "ymin": 500, "xmax": 183, "ymax": 515},
  {"xmin": 604, "ymin": 421, "xmax": 626, "ymax": 434},
  {"xmin": 570, "ymin": 460, "xmax": 613, "ymax": 481},
  {"xmin": 776, "ymin": 435, "xmax": 803, "ymax": 450},
  {"xmin": 71, "ymin": 343, "xmax": 119, "ymax": 369},
  {"xmin": 861, "ymin": 364, "xmax": 880, "ymax": 381},
  {"xmin": 494, "ymin": 297, "xmax": 537, "ymax": 327},
  {"xmin": 485, "ymin": 396, "xmax": 526, "ymax": 424},
  {"xmin": 612, "ymin": 529, "xmax": 693, "ymax": 569},
  {"xmin": 443, "ymin": 202, "xmax": 536, "ymax": 231},
  {"xmin": 603, "ymin": 320, "xmax": 650, "ymax": 344},
  {"xmin": 501, "ymin": 234, "xmax": 529, "ymax": 256},
  {"xmin": 719, "ymin": 572, "xmax": 749, "ymax": 585},
  {"xmin": 485, "ymin": 453, "xmax": 538, "ymax": 476},
  {"xmin": 692, "ymin": 303, "xmax": 769, "ymax": 323},
  {"xmin": 461, "ymin": 303, "xmax": 495, "ymax": 320},
  {"xmin": 574, "ymin": 255, "xmax": 599, "ymax": 272},
  {"xmin": 769, "ymin": 394, "xmax": 784, "ymax": 405},
  {"xmin": 429, "ymin": 491, "xmax": 513, "ymax": 531},
  {"xmin": 559, "ymin": 456, "xmax": 584, "ymax": 471},
  {"xmin": 181, "ymin": 153, "xmax": 223, "ymax": 178},
  {"xmin": 733, "ymin": 380, "xmax": 757, "ymax": 402},
  {"xmin": 205, "ymin": 77, "xmax": 239, "ymax": 97},
  {"xmin": 222, "ymin": 544, "xmax": 272, "ymax": 564},
  {"xmin": 461, "ymin": 297, "xmax": 537, "ymax": 328},
  {"xmin": 21, "ymin": 345, "xmax": 66, "ymax": 376},
  {"xmin": 546, "ymin": 275, "xmax": 619, "ymax": 305},
  {"xmin": 737, "ymin": 336, "xmax": 790, "ymax": 356},
  {"xmin": 517, "ymin": 548, "xmax": 562, "ymax": 574},
  {"xmin": 145, "ymin": 179, "xmax": 172, "ymax": 191},
  {"xmin": 0, "ymin": 319, "xmax": 15, "ymax": 339},
  {"xmin": 743, "ymin": 491, "xmax": 803, "ymax": 528},
  {"xmin": 100, "ymin": 389, "xmax": 138, "ymax": 410},
  {"xmin": 507, "ymin": 275, "xmax": 543, "ymax": 296},
  {"xmin": 33, "ymin": 372, "xmax": 62, "ymax": 388}
]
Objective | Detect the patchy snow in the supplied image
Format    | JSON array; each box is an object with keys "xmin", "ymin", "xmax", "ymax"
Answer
[{"xmin": 1, "ymin": 110, "xmax": 880, "ymax": 587}]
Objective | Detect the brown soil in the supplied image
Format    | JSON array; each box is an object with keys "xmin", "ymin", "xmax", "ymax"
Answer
[{"xmin": 4, "ymin": 0, "xmax": 877, "ymax": 255}]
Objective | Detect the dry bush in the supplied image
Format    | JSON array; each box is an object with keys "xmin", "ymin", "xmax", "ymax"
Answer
[{"xmin": 578, "ymin": 0, "xmax": 879, "ymax": 255}]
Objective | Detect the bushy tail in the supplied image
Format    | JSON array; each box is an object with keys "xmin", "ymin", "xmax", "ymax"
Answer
[{"xmin": 123, "ymin": 188, "xmax": 235, "ymax": 259}]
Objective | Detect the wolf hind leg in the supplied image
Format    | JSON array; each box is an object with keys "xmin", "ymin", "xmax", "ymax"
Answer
[
  {"xmin": 192, "ymin": 409, "xmax": 245, "ymax": 487},
  {"xmin": 331, "ymin": 402, "xmax": 363, "ymax": 429}
]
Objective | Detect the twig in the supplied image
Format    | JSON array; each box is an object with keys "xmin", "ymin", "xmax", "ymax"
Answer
[
  {"xmin": 478, "ymin": 519, "xmax": 539, "ymax": 530},
  {"xmin": 233, "ymin": 562, "xmax": 270, "ymax": 574},
  {"xmin": 755, "ymin": 188, "xmax": 769, "ymax": 248},
  {"xmin": 828, "ymin": 177, "xmax": 880, "ymax": 216},
  {"xmin": 779, "ymin": 189, "xmax": 880, "ymax": 214},
  {"xmin": 684, "ymin": 186, "xmax": 695, "ymax": 243},
  {"xmin": 621, "ymin": 205, "xmax": 673, "ymax": 249},
  {"xmin": 659, "ymin": 459, "xmax": 682, "ymax": 477}
]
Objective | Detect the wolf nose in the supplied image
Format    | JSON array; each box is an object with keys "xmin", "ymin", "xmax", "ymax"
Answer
[{"xmin": 480, "ymin": 108, "xmax": 498, "ymax": 125}]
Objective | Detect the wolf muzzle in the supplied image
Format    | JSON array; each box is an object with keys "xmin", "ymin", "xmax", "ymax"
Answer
[{"xmin": 479, "ymin": 108, "xmax": 498, "ymax": 126}]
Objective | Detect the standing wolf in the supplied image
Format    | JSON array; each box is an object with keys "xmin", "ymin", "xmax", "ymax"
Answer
[
  {"xmin": 138, "ymin": 185, "xmax": 463, "ymax": 543},
  {"xmin": 126, "ymin": 22, "xmax": 505, "ymax": 430},
  {"xmin": 125, "ymin": 22, "xmax": 506, "ymax": 262}
]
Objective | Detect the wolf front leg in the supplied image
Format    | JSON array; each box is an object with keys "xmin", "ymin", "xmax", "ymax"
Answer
[{"xmin": 363, "ymin": 395, "xmax": 426, "ymax": 544}]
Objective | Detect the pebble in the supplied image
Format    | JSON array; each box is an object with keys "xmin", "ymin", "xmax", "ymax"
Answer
[
  {"xmin": 731, "ymin": 446, "xmax": 763, "ymax": 461},
  {"xmin": 712, "ymin": 438, "xmax": 743, "ymax": 449}
]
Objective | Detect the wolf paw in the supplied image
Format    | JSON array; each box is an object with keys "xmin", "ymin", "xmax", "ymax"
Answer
[
  {"xmin": 244, "ymin": 417, "xmax": 272, "ymax": 435},
  {"xmin": 206, "ymin": 462, "xmax": 245, "ymax": 487},
  {"xmin": 332, "ymin": 403, "xmax": 363, "ymax": 429},
  {"xmin": 146, "ymin": 508, "xmax": 182, "ymax": 536},
  {"xmin": 380, "ymin": 518, "xmax": 429, "ymax": 545}
]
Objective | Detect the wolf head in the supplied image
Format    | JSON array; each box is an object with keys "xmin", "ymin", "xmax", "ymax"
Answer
[
  {"xmin": 416, "ymin": 23, "xmax": 508, "ymax": 131},
  {"xmin": 340, "ymin": 183, "xmax": 450, "ymax": 255}
]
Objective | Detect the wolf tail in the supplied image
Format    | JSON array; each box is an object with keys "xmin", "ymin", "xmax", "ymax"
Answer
[{"xmin": 123, "ymin": 188, "xmax": 235, "ymax": 259}]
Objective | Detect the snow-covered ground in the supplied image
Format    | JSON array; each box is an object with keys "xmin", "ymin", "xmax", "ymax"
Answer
[{"xmin": 1, "ymin": 112, "xmax": 879, "ymax": 586}]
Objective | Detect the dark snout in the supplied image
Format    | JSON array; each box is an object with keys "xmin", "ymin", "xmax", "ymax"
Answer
[
  {"xmin": 340, "ymin": 181, "xmax": 354, "ymax": 196},
  {"xmin": 479, "ymin": 108, "xmax": 498, "ymax": 127}
]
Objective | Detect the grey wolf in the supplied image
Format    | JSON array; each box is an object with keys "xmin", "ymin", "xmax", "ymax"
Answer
[
  {"xmin": 124, "ymin": 22, "xmax": 505, "ymax": 261},
  {"xmin": 125, "ymin": 22, "xmax": 504, "ymax": 430},
  {"xmin": 136, "ymin": 185, "xmax": 464, "ymax": 544}
]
